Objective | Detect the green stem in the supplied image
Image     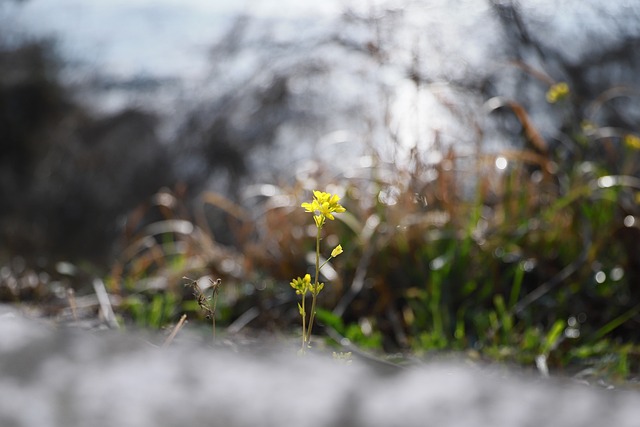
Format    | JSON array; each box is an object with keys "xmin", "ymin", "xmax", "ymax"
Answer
[
  {"xmin": 319, "ymin": 256, "xmax": 334, "ymax": 271},
  {"xmin": 307, "ymin": 290, "xmax": 318, "ymax": 347},
  {"xmin": 305, "ymin": 225, "xmax": 322, "ymax": 346},
  {"xmin": 301, "ymin": 291, "xmax": 307, "ymax": 351}
]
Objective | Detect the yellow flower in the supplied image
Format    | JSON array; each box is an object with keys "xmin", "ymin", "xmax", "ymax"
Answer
[
  {"xmin": 546, "ymin": 82, "xmax": 570, "ymax": 103},
  {"xmin": 581, "ymin": 120, "xmax": 595, "ymax": 132},
  {"xmin": 624, "ymin": 134, "xmax": 640, "ymax": 150},
  {"xmin": 331, "ymin": 244, "xmax": 343, "ymax": 258},
  {"xmin": 301, "ymin": 190, "xmax": 346, "ymax": 223},
  {"xmin": 301, "ymin": 200, "xmax": 319, "ymax": 214}
]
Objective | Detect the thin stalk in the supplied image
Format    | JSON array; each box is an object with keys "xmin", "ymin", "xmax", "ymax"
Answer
[
  {"xmin": 162, "ymin": 314, "xmax": 187, "ymax": 348},
  {"xmin": 210, "ymin": 279, "xmax": 221, "ymax": 344},
  {"xmin": 301, "ymin": 291, "xmax": 307, "ymax": 350},
  {"xmin": 305, "ymin": 225, "xmax": 322, "ymax": 347},
  {"xmin": 211, "ymin": 293, "xmax": 217, "ymax": 343}
]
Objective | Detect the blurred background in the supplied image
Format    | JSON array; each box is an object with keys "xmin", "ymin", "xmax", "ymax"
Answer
[{"xmin": 2, "ymin": 0, "xmax": 640, "ymax": 375}]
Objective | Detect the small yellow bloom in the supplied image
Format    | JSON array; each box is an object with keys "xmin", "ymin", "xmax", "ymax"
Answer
[
  {"xmin": 331, "ymin": 244, "xmax": 343, "ymax": 258},
  {"xmin": 581, "ymin": 120, "xmax": 595, "ymax": 132},
  {"xmin": 313, "ymin": 190, "xmax": 330, "ymax": 203},
  {"xmin": 301, "ymin": 190, "xmax": 346, "ymax": 225},
  {"xmin": 624, "ymin": 134, "xmax": 640, "ymax": 150},
  {"xmin": 301, "ymin": 200, "xmax": 319, "ymax": 213},
  {"xmin": 546, "ymin": 82, "xmax": 570, "ymax": 103}
]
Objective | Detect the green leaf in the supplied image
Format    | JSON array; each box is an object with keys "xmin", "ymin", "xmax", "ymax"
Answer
[
  {"xmin": 541, "ymin": 319, "xmax": 565, "ymax": 355},
  {"xmin": 315, "ymin": 308, "xmax": 344, "ymax": 333}
]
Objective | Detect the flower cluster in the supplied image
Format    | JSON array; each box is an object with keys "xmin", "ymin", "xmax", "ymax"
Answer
[
  {"xmin": 301, "ymin": 190, "xmax": 346, "ymax": 227},
  {"xmin": 290, "ymin": 274, "xmax": 311, "ymax": 295}
]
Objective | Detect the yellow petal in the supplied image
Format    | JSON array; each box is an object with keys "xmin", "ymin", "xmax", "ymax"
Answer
[{"xmin": 313, "ymin": 190, "xmax": 328, "ymax": 202}]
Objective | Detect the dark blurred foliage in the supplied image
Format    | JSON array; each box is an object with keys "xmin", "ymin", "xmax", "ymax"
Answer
[
  {"xmin": 0, "ymin": 33, "xmax": 297, "ymax": 267},
  {"xmin": 485, "ymin": 1, "xmax": 640, "ymax": 148},
  {"xmin": 0, "ymin": 40, "xmax": 174, "ymax": 262}
]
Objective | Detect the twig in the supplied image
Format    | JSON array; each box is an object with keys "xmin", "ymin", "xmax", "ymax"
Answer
[
  {"xmin": 162, "ymin": 314, "xmax": 188, "ymax": 348},
  {"xmin": 93, "ymin": 278, "xmax": 119, "ymax": 329},
  {"xmin": 66, "ymin": 288, "xmax": 78, "ymax": 321},
  {"xmin": 184, "ymin": 277, "xmax": 221, "ymax": 344}
]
